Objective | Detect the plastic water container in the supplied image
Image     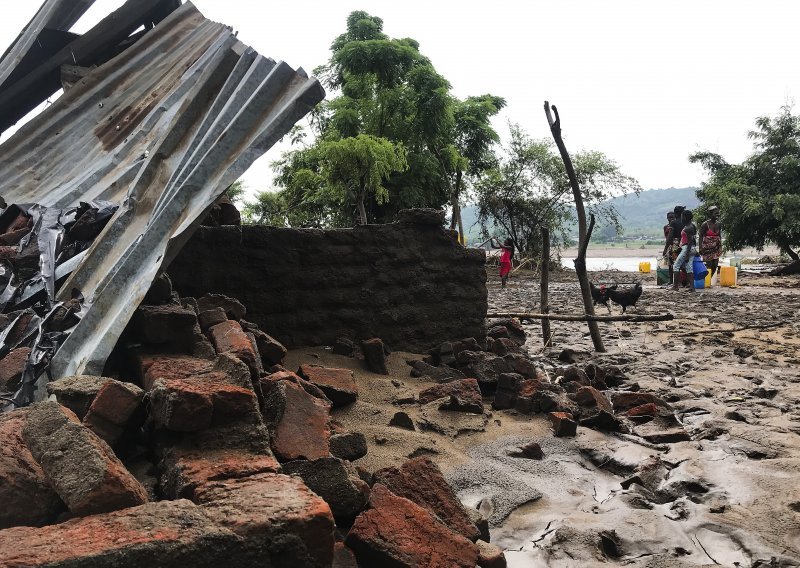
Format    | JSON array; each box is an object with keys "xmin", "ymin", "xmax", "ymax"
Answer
[
  {"xmin": 639, "ymin": 261, "xmax": 651, "ymax": 273},
  {"xmin": 720, "ymin": 266, "xmax": 737, "ymax": 287},
  {"xmin": 694, "ymin": 276, "xmax": 705, "ymax": 289},
  {"xmin": 705, "ymin": 272, "xmax": 712, "ymax": 288},
  {"xmin": 656, "ymin": 267, "xmax": 670, "ymax": 285}
]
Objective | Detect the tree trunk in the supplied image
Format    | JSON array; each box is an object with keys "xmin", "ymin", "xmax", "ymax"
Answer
[
  {"xmin": 783, "ymin": 247, "xmax": 799, "ymax": 261},
  {"xmin": 540, "ymin": 226, "xmax": 551, "ymax": 347},
  {"xmin": 357, "ymin": 189, "xmax": 367, "ymax": 225},
  {"xmin": 544, "ymin": 101, "xmax": 605, "ymax": 352}
]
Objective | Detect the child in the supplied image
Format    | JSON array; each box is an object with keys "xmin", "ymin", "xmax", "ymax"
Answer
[
  {"xmin": 672, "ymin": 209, "xmax": 698, "ymax": 292},
  {"xmin": 492, "ymin": 237, "xmax": 514, "ymax": 288}
]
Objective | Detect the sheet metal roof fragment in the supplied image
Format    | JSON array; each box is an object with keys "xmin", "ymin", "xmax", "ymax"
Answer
[{"xmin": 0, "ymin": 1, "xmax": 324, "ymax": 400}]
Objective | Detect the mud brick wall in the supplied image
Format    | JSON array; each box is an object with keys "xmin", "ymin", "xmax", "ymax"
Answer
[{"xmin": 169, "ymin": 211, "xmax": 487, "ymax": 352}]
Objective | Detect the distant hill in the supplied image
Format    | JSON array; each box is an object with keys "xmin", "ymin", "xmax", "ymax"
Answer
[
  {"xmin": 593, "ymin": 187, "xmax": 700, "ymax": 239},
  {"xmin": 459, "ymin": 186, "xmax": 700, "ymax": 243}
]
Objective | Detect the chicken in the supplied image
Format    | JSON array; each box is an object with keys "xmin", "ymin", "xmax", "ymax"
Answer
[
  {"xmin": 590, "ymin": 282, "xmax": 617, "ymax": 313},
  {"xmin": 607, "ymin": 282, "xmax": 643, "ymax": 313}
]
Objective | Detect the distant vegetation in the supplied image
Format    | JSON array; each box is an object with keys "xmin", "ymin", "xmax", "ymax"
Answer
[
  {"xmin": 691, "ymin": 105, "xmax": 800, "ymax": 261},
  {"xmin": 587, "ymin": 187, "xmax": 699, "ymax": 242},
  {"xmin": 461, "ymin": 186, "xmax": 697, "ymax": 245}
]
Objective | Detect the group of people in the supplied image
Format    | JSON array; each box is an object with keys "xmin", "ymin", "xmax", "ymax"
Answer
[
  {"xmin": 662, "ymin": 205, "xmax": 722, "ymax": 292},
  {"xmin": 488, "ymin": 205, "xmax": 722, "ymax": 293}
]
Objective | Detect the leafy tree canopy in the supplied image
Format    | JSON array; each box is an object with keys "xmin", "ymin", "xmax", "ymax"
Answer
[
  {"xmin": 475, "ymin": 124, "xmax": 640, "ymax": 256},
  {"xmin": 250, "ymin": 11, "xmax": 503, "ymax": 228},
  {"xmin": 690, "ymin": 105, "xmax": 800, "ymax": 260}
]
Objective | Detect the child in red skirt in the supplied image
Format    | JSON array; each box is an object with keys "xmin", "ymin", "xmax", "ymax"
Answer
[{"xmin": 492, "ymin": 237, "xmax": 515, "ymax": 288}]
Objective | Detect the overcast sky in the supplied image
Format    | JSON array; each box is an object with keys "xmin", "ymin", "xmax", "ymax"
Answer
[{"xmin": 3, "ymin": 0, "xmax": 799, "ymax": 197}]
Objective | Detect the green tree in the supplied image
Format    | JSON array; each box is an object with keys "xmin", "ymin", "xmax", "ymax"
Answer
[
  {"xmin": 448, "ymin": 95, "xmax": 506, "ymax": 239},
  {"xmin": 318, "ymin": 134, "xmax": 408, "ymax": 224},
  {"xmin": 475, "ymin": 124, "xmax": 640, "ymax": 256},
  {"xmin": 690, "ymin": 105, "xmax": 800, "ymax": 260},
  {"xmin": 265, "ymin": 11, "xmax": 503, "ymax": 228},
  {"xmin": 225, "ymin": 180, "xmax": 245, "ymax": 204}
]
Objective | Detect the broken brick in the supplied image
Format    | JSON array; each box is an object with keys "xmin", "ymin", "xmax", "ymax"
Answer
[
  {"xmin": 346, "ymin": 484, "xmax": 478, "ymax": 568},
  {"xmin": 46, "ymin": 375, "xmax": 111, "ymax": 419},
  {"xmin": 159, "ymin": 448, "xmax": 281, "ymax": 500},
  {"xmin": 549, "ymin": 411, "xmax": 577, "ymax": 437},
  {"xmin": 374, "ymin": 456, "xmax": 480, "ymax": 542},
  {"xmin": 261, "ymin": 378, "xmax": 331, "ymax": 461},
  {"xmin": 197, "ymin": 293, "xmax": 246, "ymax": 321},
  {"xmin": 0, "ymin": 500, "xmax": 240, "ymax": 567},
  {"xmin": 298, "ymin": 364, "xmax": 358, "ymax": 407},
  {"xmin": 0, "ymin": 408, "xmax": 63, "ymax": 529},
  {"xmin": 361, "ymin": 338, "xmax": 388, "ymax": 374},
  {"xmin": 207, "ymin": 320, "xmax": 258, "ymax": 372},
  {"xmin": 0, "ymin": 347, "xmax": 30, "ymax": 392},
  {"xmin": 22, "ymin": 402, "xmax": 148, "ymax": 516},
  {"xmin": 195, "ymin": 473, "xmax": 334, "ymax": 567}
]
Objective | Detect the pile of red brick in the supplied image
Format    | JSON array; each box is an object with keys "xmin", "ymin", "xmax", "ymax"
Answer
[{"xmin": 0, "ymin": 278, "xmax": 503, "ymax": 567}]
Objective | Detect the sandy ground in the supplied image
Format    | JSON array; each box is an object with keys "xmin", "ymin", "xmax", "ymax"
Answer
[{"xmin": 284, "ymin": 267, "xmax": 800, "ymax": 567}]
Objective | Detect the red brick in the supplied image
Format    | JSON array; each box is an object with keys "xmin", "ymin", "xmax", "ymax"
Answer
[
  {"xmin": 197, "ymin": 293, "xmax": 246, "ymax": 320},
  {"xmin": 611, "ymin": 391, "xmax": 671, "ymax": 412},
  {"xmin": 374, "ymin": 457, "xmax": 480, "ymax": 542},
  {"xmin": 149, "ymin": 378, "xmax": 259, "ymax": 432},
  {"xmin": 160, "ymin": 448, "xmax": 281, "ymax": 500},
  {"xmin": 0, "ymin": 409, "xmax": 63, "ymax": 528},
  {"xmin": 196, "ymin": 473, "xmax": 334, "ymax": 567},
  {"xmin": 298, "ymin": 364, "xmax": 358, "ymax": 407},
  {"xmin": 549, "ymin": 411, "xmax": 577, "ymax": 437},
  {"xmin": 0, "ymin": 500, "xmax": 239, "ymax": 567},
  {"xmin": 22, "ymin": 402, "xmax": 148, "ymax": 516},
  {"xmin": 627, "ymin": 402, "xmax": 659, "ymax": 418},
  {"xmin": 149, "ymin": 379, "xmax": 214, "ymax": 432},
  {"xmin": 208, "ymin": 320, "xmax": 258, "ymax": 371},
  {"xmin": 0, "ymin": 347, "xmax": 30, "ymax": 391},
  {"xmin": 84, "ymin": 380, "xmax": 143, "ymax": 426},
  {"xmin": 141, "ymin": 356, "xmax": 215, "ymax": 391},
  {"xmin": 419, "ymin": 379, "xmax": 483, "ymax": 407},
  {"xmin": 575, "ymin": 386, "xmax": 612, "ymax": 412},
  {"xmin": 250, "ymin": 328, "xmax": 287, "ymax": 366},
  {"xmin": 262, "ymin": 379, "xmax": 331, "ymax": 461},
  {"xmin": 46, "ymin": 375, "xmax": 110, "ymax": 419},
  {"xmin": 477, "ymin": 539, "xmax": 507, "ymax": 568},
  {"xmin": 346, "ymin": 484, "xmax": 478, "ymax": 567}
]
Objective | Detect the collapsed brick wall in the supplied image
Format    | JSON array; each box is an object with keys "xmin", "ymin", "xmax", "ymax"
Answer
[{"xmin": 169, "ymin": 210, "xmax": 487, "ymax": 352}]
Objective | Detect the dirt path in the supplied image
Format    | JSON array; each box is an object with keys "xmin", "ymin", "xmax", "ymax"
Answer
[{"xmin": 285, "ymin": 268, "xmax": 800, "ymax": 567}]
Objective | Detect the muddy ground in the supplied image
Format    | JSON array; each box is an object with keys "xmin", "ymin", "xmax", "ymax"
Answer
[{"xmin": 285, "ymin": 268, "xmax": 800, "ymax": 567}]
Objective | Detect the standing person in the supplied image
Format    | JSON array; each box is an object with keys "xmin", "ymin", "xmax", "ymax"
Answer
[
  {"xmin": 663, "ymin": 205, "xmax": 686, "ymax": 286},
  {"xmin": 491, "ymin": 237, "xmax": 514, "ymax": 289},
  {"xmin": 663, "ymin": 211, "xmax": 677, "ymax": 285},
  {"xmin": 672, "ymin": 209, "xmax": 698, "ymax": 292},
  {"xmin": 700, "ymin": 205, "xmax": 723, "ymax": 284}
]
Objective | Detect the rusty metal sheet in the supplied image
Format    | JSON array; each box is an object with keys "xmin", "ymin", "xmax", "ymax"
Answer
[{"xmin": 0, "ymin": 1, "xmax": 324, "ymax": 404}]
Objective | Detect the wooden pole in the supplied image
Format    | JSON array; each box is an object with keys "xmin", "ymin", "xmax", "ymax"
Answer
[
  {"xmin": 540, "ymin": 226, "xmax": 551, "ymax": 347},
  {"xmin": 487, "ymin": 312, "xmax": 674, "ymax": 323},
  {"xmin": 544, "ymin": 101, "xmax": 605, "ymax": 352}
]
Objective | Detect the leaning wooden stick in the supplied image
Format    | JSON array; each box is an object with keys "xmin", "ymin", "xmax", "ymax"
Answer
[
  {"xmin": 487, "ymin": 312, "xmax": 674, "ymax": 322},
  {"xmin": 540, "ymin": 226, "xmax": 551, "ymax": 347},
  {"xmin": 545, "ymin": 101, "xmax": 605, "ymax": 352}
]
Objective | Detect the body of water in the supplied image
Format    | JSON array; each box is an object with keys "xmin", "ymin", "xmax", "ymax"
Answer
[{"xmin": 559, "ymin": 255, "xmax": 739, "ymax": 272}]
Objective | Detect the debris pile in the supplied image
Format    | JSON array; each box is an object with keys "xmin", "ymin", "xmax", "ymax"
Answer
[
  {"xmin": 0, "ymin": 0, "xmax": 324, "ymax": 407},
  {"xmin": 408, "ymin": 317, "xmax": 690, "ymax": 443},
  {"xmin": 0, "ymin": 284, "xmax": 502, "ymax": 566}
]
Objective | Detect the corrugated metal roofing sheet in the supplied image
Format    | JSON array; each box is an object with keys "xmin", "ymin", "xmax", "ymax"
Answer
[{"xmin": 0, "ymin": 1, "xmax": 324, "ymax": 405}]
